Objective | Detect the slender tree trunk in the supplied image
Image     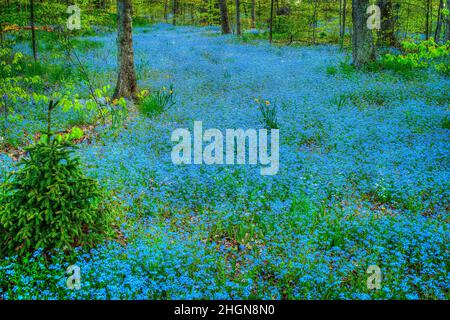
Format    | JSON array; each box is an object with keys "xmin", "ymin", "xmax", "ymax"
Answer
[
  {"xmin": 218, "ymin": 0, "xmax": 231, "ymax": 34},
  {"xmin": 235, "ymin": 0, "xmax": 241, "ymax": 35},
  {"xmin": 30, "ymin": 0, "xmax": 37, "ymax": 62},
  {"xmin": 377, "ymin": 0, "xmax": 396, "ymax": 46},
  {"xmin": 113, "ymin": 0, "xmax": 138, "ymax": 100},
  {"xmin": 269, "ymin": 0, "xmax": 274, "ymax": 43},
  {"xmin": 172, "ymin": 0, "xmax": 177, "ymax": 25},
  {"xmin": 208, "ymin": 0, "xmax": 212, "ymax": 25},
  {"xmin": 340, "ymin": 0, "xmax": 347, "ymax": 48},
  {"xmin": 352, "ymin": 0, "xmax": 375, "ymax": 67},
  {"xmin": 250, "ymin": 0, "xmax": 255, "ymax": 28},
  {"xmin": 446, "ymin": 0, "xmax": 450, "ymax": 42},
  {"xmin": 312, "ymin": 0, "xmax": 318, "ymax": 44},
  {"xmin": 435, "ymin": 0, "xmax": 444, "ymax": 41},
  {"xmin": 425, "ymin": 0, "xmax": 431, "ymax": 39},
  {"xmin": 339, "ymin": 0, "xmax": 343, "ymax": 39},
  {"xmin": 164, "ymin": 0, "xmax": 168, "ymax": 22}
]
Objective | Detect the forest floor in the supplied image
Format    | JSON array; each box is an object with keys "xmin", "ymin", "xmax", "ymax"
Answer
[{"xmin": 1, "ymin": 24, "xmax": 449, "ymax": 299}]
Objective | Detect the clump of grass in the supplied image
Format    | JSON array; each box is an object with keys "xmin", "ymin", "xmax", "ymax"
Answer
[
  {"xmin": 255, "ymin": 98, "xmax": 279, "ymax": 129},
  {"xmin": 329, "ymin": 94, "xmax": 348, "ymax": 109},
  {"xmin": 71, "ymin": 39, "xmax": 105, "ymax": 52},
  {"xmin": 138, "ymin": 85, "xmax": 175, "ymax": 118},
  {"xmin": 350, "ymin": 88, "xmax": 388, "ymax": 108},
  {"xmin": 330, "ymin": 88, "xmax": 389, "ymax": 110},
  {"xmin": 21, "ymin": 61, "xmax": 77, "ymax": 84},
  {"xmin": 441, "ymin": 115, "xmax": 450, "ymax": 129},
  {"xmin": 326, "ymin": 65, "xmax": 338, "ymax": 76}
]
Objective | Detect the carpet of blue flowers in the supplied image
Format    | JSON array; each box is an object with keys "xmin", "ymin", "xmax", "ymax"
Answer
[{"xmin": 1, "ymin": 24, "xmax": 449, "ymax": 299}]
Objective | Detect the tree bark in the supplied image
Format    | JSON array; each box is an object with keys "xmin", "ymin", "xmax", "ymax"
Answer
[
  {"xmin": 235, "ymin": 0, "xmax": 241, "ymax": 35},
  {"xmin": 218, "ymin": 0, "xmax": 231, "ymax": 34},
  {"xmin": 172, "ymin": 0, "xmax": 177, "ymax": 25},
  {"xmin": 446, "ymin": 0, "xmax": 450, "ymax": 42},
  {"xmin": 312, "ymin": 0, "xmax": 318, "ymax": 44},
  {"xmin": 425, "ymin": 0, "xmax": 431, "ymax": 39},
  {"xmin": 30, "ymin": 0, "xmax": 37, "ymax": 62},
  {"xmin": 164, "ymin": 0, "xmax": 168, "ymax": 22},
  {"xmin": 250, "ymin": 0, "xmax": 255, "ymax": 28},
  {"xmin": 435, "ymin": 0, "xmax": 444, "ymax": 42},
  {"xmin": 377, "ymin": 0, "xmax": 396, "ymax": 46},
  {"xmin": 113, "ymin": 0, "xmax": 138, "ymax": 100},
  {"xmin": 269, "ymin": 0, "xmax": 274, "ymax": 43},
  {"xmin": 352, "ymin": 0, "xmax": 375, "ymax": 67},
  {"xmin": 340, "ymin": 0, "xmax": 347, "ymax": 48}
]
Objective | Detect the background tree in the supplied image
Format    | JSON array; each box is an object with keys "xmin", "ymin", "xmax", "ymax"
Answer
[
  {"xmin": 235, "ymin": 0, "xmax": 241, "ymax": 35},
  {"xmin": 269, "ymin": 0, "xmax": 274, "ymax": 42},
  {"xmin": 30, "ymin": 0, "xmax": 37, "ymax": 62},
  {"xmin": 339, "ymin": 0, "xmax": 348, "ymax": 49},
  {"xmin": 377, "ymin": 0, "xmax": 396, "ymax": 46},
  {"xmin": 352, "ymin": 0, "xmax": 375, "ymax": 67},
  {"xmin": 250, "ymin": 0, "xmax": 256, "ymax": 28},
  {"xmin": 446, "ymin": 0, "xmax": 450, "ymax": 41},
  {"xmin": 113, "ymin": 0, "xmax": 138, "ymax": 100},
  {"xmin": 435, "ymin": 0, "xmax": 444, "ymax": 42},
  {"xmin": 425, "ymin": 0, "xmax": 432, "ymax": 39},
  {"xmin": 218, "ymin": 0, "xmax": 231, "ymax": 34}
]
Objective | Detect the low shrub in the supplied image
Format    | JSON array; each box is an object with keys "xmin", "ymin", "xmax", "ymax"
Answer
[
  {"xmin": 138, "ymin": 85, "xmax": 175, "ymax": 118},
  {"xmin": 255, "ymin": 98, "xmax": 279, "ymax": 129},
  {"xmin": 0, "ymin": 100, "xmax": 113, "ymax": 257}
]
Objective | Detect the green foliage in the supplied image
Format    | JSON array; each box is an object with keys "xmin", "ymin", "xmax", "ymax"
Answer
[
  {"xmin": 0, "ymin": 101, "xmax": 112, "ymax": 257},
  {"xmin": 255, "ymin": 99, "xmax": 279, "ymax": 129},
  {"xmin": 441, "ymin": 116, "xmax": 450, "ymax": 130},
  {"xmin": 338, "ymin": 59, "xmax": 357, "ymax": 77},
  {"xmin": 329, "ymin": 94, "xmax": 348, "ymax": 110},
  {"xmin": 381, "ymin": 40, "xmax": 450, "ymax": 75},
  {"xmin": 326, "ymin": 65, "xmax": 338, "ymax": 76},
  {"xmin": 67, "ymin": 126, "xmax": 84, "ymax": 140},
  {"xmin": 0, "ymin": 249, "xmax": 69, "ymax": 299},
  {"xmin": 109, "ymin": 97, "xmax": 128, "ymax": 130},
  {"xmin": 138, "ymin": 85, "xmax": 175, "ymax": 118},
  {"xmin": 66, "ymin": 38, "xmax": 105, "ymax": 52}
]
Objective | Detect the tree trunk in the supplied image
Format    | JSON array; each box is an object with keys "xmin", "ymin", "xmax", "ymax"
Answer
[
  {"xmin": 312, "ymin": 0, "xmax": 318, "ymax": 44},
  {"xmin": 235, "ymin": 0, "xmax": 241, "ymax": 35},
  {"xmin": 172, "ymin": 0, "xmax": 177, "ymax": 25},
  {"xmin": 164, "ymin": 0, "xmax": 168, "ymax": 22},
  {"xmin": 425, "ymin": 0, "xmax": 431, "ymax": 39},
  {"xmin": 435, "ymin": 0, "xmax": 444, "ymax": 42},
  {"xmin": 377, "ymin": 0, "xmax": 396, "ymax": 46},
  {"xmin": 340, "ymin": 0, "xmax": 347, "ymax": 48},
  {"xmin": 269, "ymin": 0, "xmax": 274, "ymax": 43},
  {"xmin": 352, "ymin": 0, "xmax": 375, "ymax": 67},
  {"xmin": 446, "ymin": 0, "xmax": 450, "ymax": 42},
  {"xmin": 113, "ymin": 0, "xmax": 138, "ymax": 100},
  {"xmin": 30, "ymin": 0, "xmax": 37, "ymax": 62},
  {"xmin": 218, "ymin": 0, "xmax": 231, "ymax": 34},
  {"xmin": 250, "ymin": 0, "xmax": 255, "ymax": 28}
]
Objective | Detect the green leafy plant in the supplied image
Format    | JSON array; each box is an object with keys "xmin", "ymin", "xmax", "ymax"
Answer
[
  {"xmin": 255, "ymin": 98, "xmax": 279, "ymax": 129},
  {"xmin": 441, "ymin": 115, "xmax": 450, "ymax": 130},
  {"xmin": 0, "ymin": 100, "xmax": 112, "ymax": 256},
  {"xmin": 67, "ymin": 126, "xmax": 84, "ymax": 140},
  {"xmin": 381, "ymin": 40, "xmax": 450, "ymax": 75},
  {"xmin": 110, "ymin": 97, "xmax": 128, "ymax": 129},
  {"xmin": 138, "ymin": 85, "xmax": 175, "ymax": 118},
  {"xmin": 326, "ymin": 65, "xmax": 338, "ymax": 76}
]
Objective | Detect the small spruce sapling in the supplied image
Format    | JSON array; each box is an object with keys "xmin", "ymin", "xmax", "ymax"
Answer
[{"xmin": 0, "ymin": 100, "xmax": 113, "ymax": 256}]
